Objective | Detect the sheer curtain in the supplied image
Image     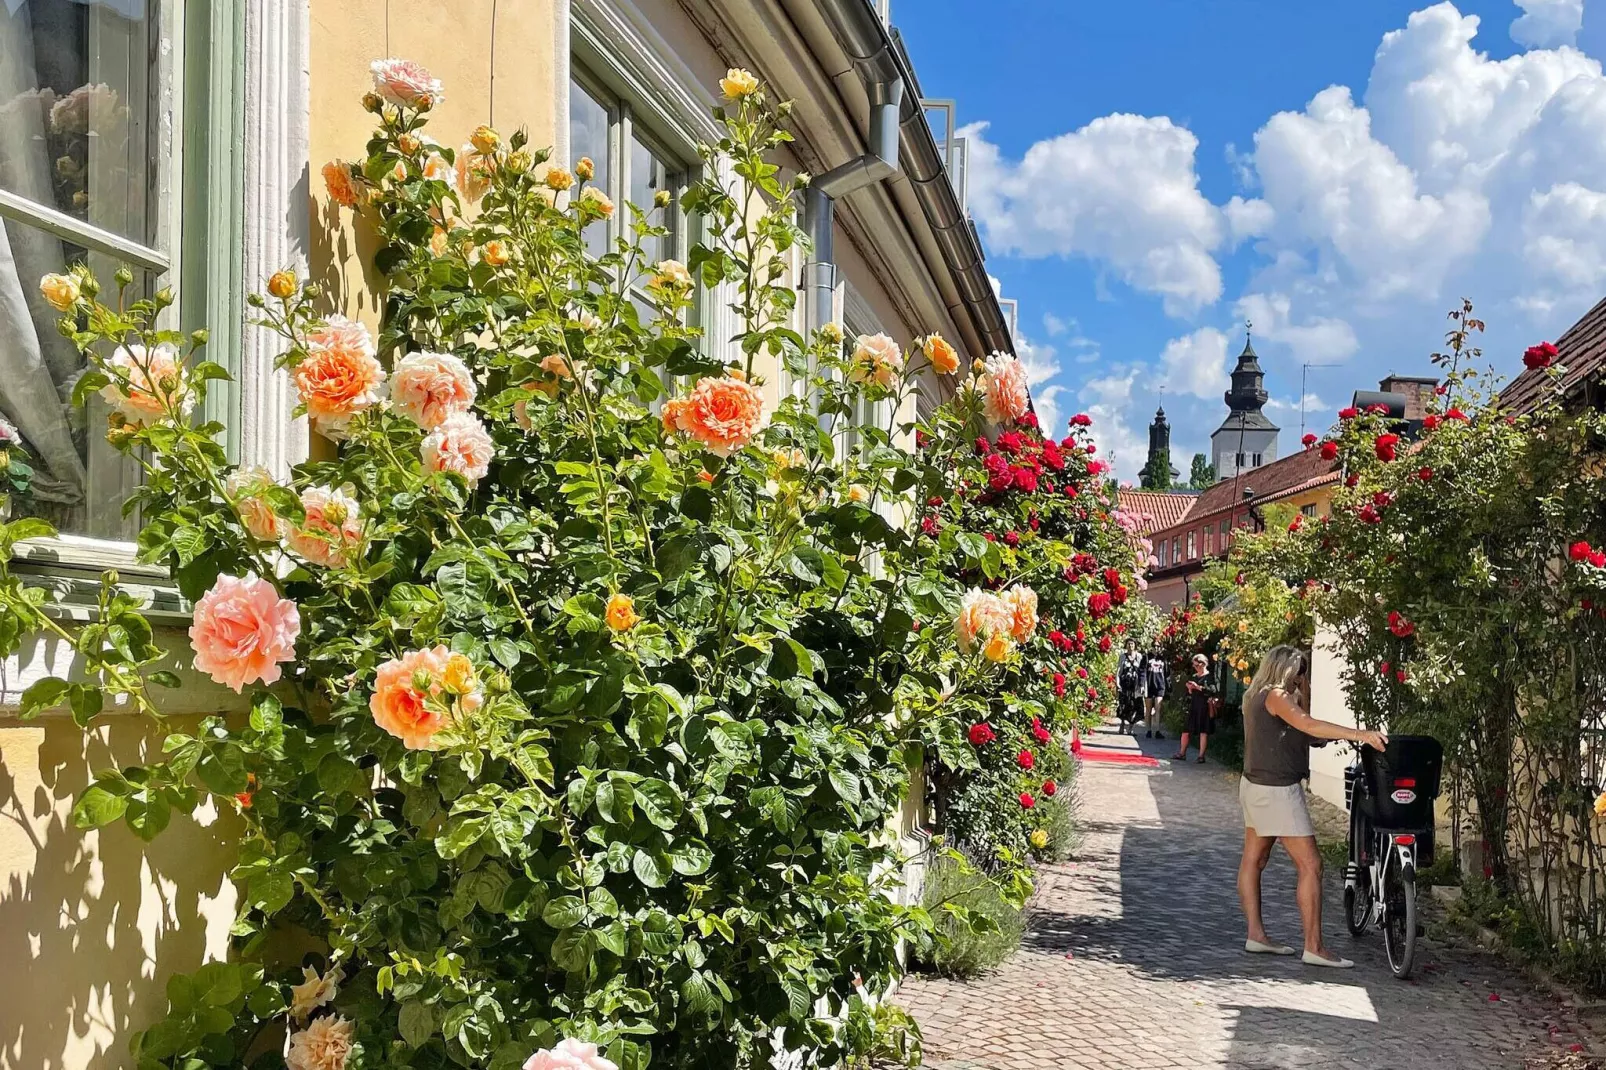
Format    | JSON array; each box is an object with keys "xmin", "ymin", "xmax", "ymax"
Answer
[{"xmin": 0, "ymin": 0, "xmax": 88, "ymax": 525}]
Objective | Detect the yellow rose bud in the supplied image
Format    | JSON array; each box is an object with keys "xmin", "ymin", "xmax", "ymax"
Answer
[
  {"xmin": 921, "ymin": 333, "xmax": 959, "ymax": 375},
  {"xmin": 981, "ymin": 632, "xmax": 1013, "ymax": 663},
  {"xmin": 481, "ymin": 240, "xmax": 510, "ymax": 267},
  {"xmin": 505, "ymin": 150, "xmax": 533, "ymax": 175},
  {"xmin": 606, "ymin": 593, "xmax": 641, "ymax": 632},
  {"xmin": 362, "ymin": 91, "xmax": 383, "ymax": 113},
  {"xmin": 396, "ymin": 133, "xmax": 421, "ymax": 155},
  {"xmin": 653, "ymin": 189, "xmax": 673, "ymax": 209},
  {"xmin": 545, "ymin": 167, "xmax": 574, "ymax": 191},
  {"xmin": 266, "ymin": 270, "xmax": 297, "ymax": 299},
  {"xmin": 470, "ymin": 125, "xmax": 500, "ymax": 155},
  {"xmin": 575, "ymin": 156, "xmax": 595, "ymax": 182},
  {"xmin": 1029, "ymin": 829, "xmax": 1049, "ymax": 849},
  {"xmin": 971, "ymin": 357, "xmax": 985, "ymax": 374},
  {"xmin": 819, "ymin": 322, "xmax": 844, "ymax": 346},
  {"xmin": 719, "ymin": 67, "xmax": 760, "ymax": 100},
  {"xmin": 39, "ymin": 272, "xmax": 80, "ymax": 312},
  {"xmin": 443, "ymin": 653, "xmax": 477, "ymax": 694}
]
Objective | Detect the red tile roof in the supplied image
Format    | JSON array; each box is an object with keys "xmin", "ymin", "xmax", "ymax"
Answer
[
  {"xmin": 1150, "ymin": 446, "xmax": 1340, "ymax": 539},
  {"xmin": 1501, "ymin": 293, "xmax": 1606, "ymax": 414},
  {"xmin": 1114, "ymin": 489, "xmax": 1197, "ymax": 534}
]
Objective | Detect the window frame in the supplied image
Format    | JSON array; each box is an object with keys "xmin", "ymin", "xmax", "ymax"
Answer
[{"xmin": 6, "ymin": 0, "xmax": 246, "ymax": 578}]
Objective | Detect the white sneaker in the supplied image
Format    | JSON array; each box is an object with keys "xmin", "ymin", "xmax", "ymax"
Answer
[{"xmin": 1302, "ymin": 950, "xmax": 1355, "ymax": 968}]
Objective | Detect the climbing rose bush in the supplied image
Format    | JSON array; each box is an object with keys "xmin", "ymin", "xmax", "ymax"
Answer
[{"xmin": 0, "ymin": 66, "xmax": 1030, "ymax": 1070}]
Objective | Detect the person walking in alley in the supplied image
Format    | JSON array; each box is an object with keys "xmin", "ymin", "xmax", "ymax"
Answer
[
  {"xmin": 1142, "ymin": 644, "xmax": 1168, "ymax": 739},
  {"xmin": 1174, "ymin": 653, "xmax": 1216, "ymax": 762},
  {"xmin": 1117, "ymin": 638, "xmax": 1146, "ymax": 734},
  {"xmin": 1238, "ymin": 645, "xmax": 1388, "ymax": 968}
]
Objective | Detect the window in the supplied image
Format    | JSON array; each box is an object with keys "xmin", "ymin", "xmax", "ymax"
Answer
[
  {"xmin": 1205, "ymin": 527, "xmax": 1214, "ymax": 556},
  {"xmin": 1301, "ymin": 503, "xmax": 1317, "ymax": 518},
  {"xmin": 1186, "ymin": 531, "xmax": 1196, "ymax": 560},
  {"xmin": 1171, "ymin": 537, "xmax": 1180, "ymax": 564},
  {"xmin": 568, "ymin": 66, "xmax": 694, "ymax": 330},
  {"xmin": 0, "ymin": 0, "xmax": 167, "ymax": 539},
  {"xmin": 1234, "ymin": 452, "xmax": 1245, "ymax": 469},
  {"xmin": 1252, "ymin": 452, "xmax": 1263, "ymax": 466}
]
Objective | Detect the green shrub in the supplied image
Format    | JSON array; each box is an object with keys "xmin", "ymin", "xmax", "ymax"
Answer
[{"xmin": 914, "ymin": 853, "xmax": 1026, "ymax": 977}]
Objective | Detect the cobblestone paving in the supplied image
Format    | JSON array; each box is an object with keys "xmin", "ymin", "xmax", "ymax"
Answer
[{"xmin": 899, "ymin": 725, "xmax": 1595, "ymax": 1070}]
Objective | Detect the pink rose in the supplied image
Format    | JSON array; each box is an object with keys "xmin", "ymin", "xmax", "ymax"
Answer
[
  {"xmin": 849, "ymin": 333, "xmax": 904, "ymax": 388},
  {"xmin": 523, "ymin": 1039, "xmax": 618, "ymax": 1070},
  {"xmin": 226, "ymin": 465, "xmax": 285, "ymax": 542},
  {"xmin": 295, "ymin": 316, "xmax": 385, "ymax": 437},
  {"xmin": 979, "ymin": 352, "xmax": 1030, "ymax": 425},
  {"xmin": 955, "ymin": 588, "xmax": 1014, "ymax": 655},
  {"xmin": 188, "ymin": 573, "xmax": 300, "ymax": 694},
  {"xmin": 422, "ymin": 413, "xmax": 494, "ymax": 483},
  {"xmin": 370, "ymin": 58, "xmax": 444, "ymax": 109},
  {"xmin": 371, "ymin": 645, "xmax": 451, "ymax": 750},
  {"xmin": 287, "ymin": 486, "xmax": 364, "ymax": 568},
  {"xmin": 391, "ymin": 351, "xmax": 477, "ymax": 429}
]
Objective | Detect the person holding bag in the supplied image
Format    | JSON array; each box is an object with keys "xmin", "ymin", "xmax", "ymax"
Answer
[{"xmin": 1175, "ymin": 653, "xmax": 1216, "ymax": 763}]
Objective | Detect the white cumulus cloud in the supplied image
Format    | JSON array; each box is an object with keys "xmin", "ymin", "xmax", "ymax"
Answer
[
  {"xmin": 1158, "ymin": 327, "xmax": 1230, "ymax": 400},
  {"xmin": 962, "ymin": 116, "xmax": 1225, "ymax": 314},
  {"xmin": 1510, "ymin": 0, "xmax": 1584, "ymax": 47}
]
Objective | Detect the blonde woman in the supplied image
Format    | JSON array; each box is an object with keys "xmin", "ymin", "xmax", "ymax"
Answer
[{"xmin": 1238, "ymin": 645, "xmax": 1387, "ymax": 968}]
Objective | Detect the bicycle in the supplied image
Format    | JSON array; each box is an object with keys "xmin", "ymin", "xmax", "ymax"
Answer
[{"xmin": 1342, "ymin": 734, "xmax": 1444, "ymax": 979}]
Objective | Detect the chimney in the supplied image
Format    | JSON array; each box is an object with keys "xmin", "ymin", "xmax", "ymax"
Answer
[{"xmin": 1377, "ymin": 375, "xmax": 1438, "ymax": 421}]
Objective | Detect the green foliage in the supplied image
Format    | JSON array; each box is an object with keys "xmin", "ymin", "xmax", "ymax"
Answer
[
  {"xmin": 1139, "ymin": 451, "xmax": 1172, "ymax": 491},
  {"xmin": 914, "ymin": 852, "xmax": 1027, "ymax": 978},
  {"xmin": 1189, "ymin": 453, "xmax": 1215, "ymax": 491}
]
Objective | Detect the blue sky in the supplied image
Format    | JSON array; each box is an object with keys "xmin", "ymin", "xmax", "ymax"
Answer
[{"xmin": 897, "ymin": 0, "xmax": 1606, "ymax": 479}]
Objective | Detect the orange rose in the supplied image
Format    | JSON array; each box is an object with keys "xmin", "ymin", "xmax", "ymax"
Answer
[
  {"xmin": 1002, "ymin": 584, "xmax": 1038, "ymax": 642},
  {"xmin": 295, "ymin": 316, "xmax": 385, "ymax": 436},
  {"xmin": 322, "ymin": 160, "xmax": 361, "ymax": 208},
  {"xmin": 921, "ymin": 333, "xmax": 959, "ymax": 375},
  {"xmin": 661, "ymin": 375, "xmax": 770, "ymax": 457},
  {"xmin": 955, "ymin": 588, "xmax": 1014, "ymax": 656},
  {"xmin": 370, "ymin": 645, "xmax": 451, "ymax": 750},
  {"xmin": 605, "ymin": 594, "xmax": 640, "ymax": 632}
]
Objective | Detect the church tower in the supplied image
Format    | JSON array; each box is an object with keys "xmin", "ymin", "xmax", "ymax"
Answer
[
  {"xmin": 1140, "ymin": 405, "xmax": 1178, "ymax": 490},
  {"xmin": 1210, "ymin": 332, "xmax": 1279, "ymax": 479}
]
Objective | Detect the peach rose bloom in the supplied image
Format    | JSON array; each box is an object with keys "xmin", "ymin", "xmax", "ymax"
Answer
[
  {"xmin": 422, "ymin": 152, "xmax": 453, "ymax": 184},
  {"xmin": 289, "ymin": 966, "xmax": 341, "ymax": 1023},
  {"xmin": 322, "ymin": 161, "xmax": 360, "ymax": 208},
  {"xmin": 370, "ymin": 58, "xmax": 444, "ymax": 109},
  {"xmin": 188, "ymin": 573, "xmax": 300, "ymax": 693},
  {"xmin": 651, "ymin": 259, "xmax": 692, "ymax": 289},
  {"xmin": 296, "ymin": 316, "xmax": 386, "ymax": 436},
  {"xmin": 981, "ymin": 631, "xmax": 1014, "ymax": 663},
  {"xmin": 286, "ymin": 1015, "xmax": 355, "ymax": 1070},
  {"xmin": 568, "ymin": 306, "xmax": 603, "ymax": 332},
  {"xmin": 539, "ymin": 353, "xmax": 575, "ymax": 380},
  {"xmin": 661, "ymin": 375, "xmax": 770, "ymax": 457},
  {"xmin": 457, "ymin": 146, "xmax": 492, "ymax": 201},
  {"xmin": 370, "ymin": 645, "xmax": 452, "ymax": 750},
  {"xmin": 288, "ymin": 486, "xmax": 363, "ymax": 568},
  {"xmin": 980, "ymin": 351, "xmax": 1030, "ymax": 425},
  {"xmin": 579, "ymin": 186, "xmax": 615, "ymax": 219},
  {"xmin": 422, "ymin": 413, "xmax": 494, "ymax": 483},
  {"xmin": 226, "ymin": 465, "xmax": 285, "ymax": 542},
  {"xmin": 846, "ymin": 484, "xmax": 870, "ymax": 504},
  {"xmin": 102, "ymin": 344, "xmax": 190, "ymax": 425},
  {"xmin": 605, "ymin": 594, "xmax": 640, "ymax": 632},
  {"xmin": 955, "ymin": 588, "xmax": 1014, "ymax": 656},
  {"xmin": 1002, "ymin": 584, "xmax": 1038, "ymax": 642},
  {"xmin": 39, "ymin": 272, "xmax": 79, "ymax": 312},
  {"xmin": 921, "ymin": 333, "xmax": 959, "ymax": 375},
  {"xmin": 390, "ymin": 351, "xmax": 476, "ymax": 429},
  {"xmin": 850, "ymin": 333, "xmax": 904, "ymax": 388},
  {"xmin": 523, "ymin": 1039, "xmax": 619, "ymax": 1070}
]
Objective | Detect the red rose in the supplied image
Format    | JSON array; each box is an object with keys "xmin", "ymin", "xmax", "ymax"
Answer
[
  {"xmin": 1423, "ymin": 414, "xmax": 1441, "ymax": 431},
  {"xmin": 1339, "ymin": 406, "xmax": 1360, "ymax": 420},
  {"xmin": 1288, "ymin": 515, "xmax": 1303, "ymax": 532},
  {"xmin": 1359, "ymin": 504, "xmax": 1381, "ymax": 524},
  {"xmin": 1019, "ymin": 792, "xmax": 1036, "ymax": 809},
  {"xmin": 1017, "ymin": 748, "xmax": 1036, "ymax": 770},
  {"xmin": 1373, "ymin": 490, "xmax": 1394, "ymax": 508},
  {"xmin": 1063, "ymin": 484, "xmax": 1079, "ymax": 499},
  {"xmin": 1379, "ymin": 660, "xmax": 1392, "ymax": 676},
  {"xmin": 1088, "ymin": 460, "xmax": 1108, "ymax": 477},
  {"xmin": 1523, "ymin": 340, "xmax": 1559, "ymax": 370},
  {"xmin": 1033, "ymin": 718, "xmax": 1052, "ymax": 743},
  {"xmin": 1112, "ymin": 584, "xmax": 1129, "ymax": 604},
  {"xmin": 1070, "ymin": 413, "xmax": 1092, "ymax": 427},
  {"xmin": 1302, "ymin": 432, "xmax": 1318, "ymax": 448},
  {"xmin": 1088, "ymin": 592, "xmax": 1113, "ymax": 619},
  {"xmin": 1592, "ymin": 552, "xmax": 1606, "ymax": 568},
  {"xmin": 1004, "ymin": 531, "xmax": 1020, "ymax": 546},
  {"xmin": 1319, "ymin": 441, "xmax": 1339, "ymax": 461},
  {"xmin": 1570, "ymin": 540, "xmax": 1593, "ymax": 561},
  {"xmin": 1346, "ymin": 473, "xmax": 1360, "ymax": 487},
  {"xmin": 1042, "ymin": 779, "xmax": 1057, "ymax": 797},
  {"xmin": 915, "ymin": 429, "xmax": 930, "ymax": 449},
  {"xmin": 1098, "ymin": 635, "xmax": 1112, "ymax": 653},
  {"xmin": 967, "ymin": 723, "xmax": 995, "ymax": 747},
  {"xmin": 1418, "ymin": 466, "xmax": 1434, "ymax": 481},
  {"xmin": 1367, "ymin": 403, "xmax": 1391, "ymax": 416},
  {"xmin": 920, "ymin": 515, "xmax": 939, "ymax": 537},
  {"xmin": 1052, "ymin": 673, "xmax": 1067, "ymax": 697},
  {"xmin": 1019, "ymin": 411, "xmax": 1039, "ymax": 429},
  {"xmin": 1374, "ymin": 433, "xmax": 1400, "ymax": 462},
  {"xmin": 1387, "ymin": 610, "xmax": 1415, "ymax": 638},
  {"xmin": 1075, "ymin": 666, "xmax": 1088, "ymax": 679},
  {"xmin": 1446, "ymin": 408, "xmax": 1468, "ymax": 421},
  {"xmin": 975, "ymin": 436, "xmax": 991, "ymax": 454},
  {"xmin": 1396, "ymin": 668, "xmax": 1409, "ymax": 683}
]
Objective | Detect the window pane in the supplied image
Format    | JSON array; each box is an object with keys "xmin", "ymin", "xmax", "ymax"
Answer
[
  {"xmin": 569, "ymin": 78, "xmax": 611, "ymax": 259},
  {"xmin": 0, "ymin": 0, "xmax": 155, "ymax": 244},
  {"xmin": 629, "ymin": 135, "xmax": 670, "ymax": 269}
]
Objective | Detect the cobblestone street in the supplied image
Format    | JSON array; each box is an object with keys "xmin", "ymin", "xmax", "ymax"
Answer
[{"xmin": 899, "ymin": 725, "xmax": 1596, "ymax": 1070}]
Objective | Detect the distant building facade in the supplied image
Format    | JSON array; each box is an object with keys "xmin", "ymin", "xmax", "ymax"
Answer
[{"xmin": 1211, "ymin": 335, "xmax": 1279, "ymax": 481}]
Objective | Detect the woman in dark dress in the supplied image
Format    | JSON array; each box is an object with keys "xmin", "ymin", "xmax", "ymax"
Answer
[{"xmin": 1175, "ymin": 652, "xmax": 1217, "ymax": 763}]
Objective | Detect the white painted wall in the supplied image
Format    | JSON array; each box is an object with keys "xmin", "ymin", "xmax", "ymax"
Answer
[{"xmin": 1308, "ymin": 623, "xmax": 1360, "ymax": 811}]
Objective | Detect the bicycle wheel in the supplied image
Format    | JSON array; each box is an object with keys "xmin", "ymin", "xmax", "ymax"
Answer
[
  {"xmin": 1344, "ymin": 876, "xmax": 1371, "ymax": 936},
  {"xmin": 1382, "ymin": 855, "xmax": 1418, "ymax": 978}
]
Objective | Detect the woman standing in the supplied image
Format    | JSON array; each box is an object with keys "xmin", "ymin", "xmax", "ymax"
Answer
[
  {"xmin": 1174, "ymin": 653, "xmax": 1216, "ymax": 762},
  {"xmin": 1116, "ymin": 638, "xmax": 1146, "ymax": 734},
  {"xmin": 1236, "ymin": 646, "xmax": 1387, "ymax": 967},
  {"xmin": 1142, "ymin": 645, "xmax": 1168, "ymax": 740}
]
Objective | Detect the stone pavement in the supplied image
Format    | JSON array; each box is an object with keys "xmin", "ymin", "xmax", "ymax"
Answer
[{"xmin": 898, "ymin": 724, "xmax": 1594, "ymax": 1070}]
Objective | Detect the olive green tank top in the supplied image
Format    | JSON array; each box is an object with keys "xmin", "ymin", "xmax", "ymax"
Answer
[{"xmin": 1242, "ymin": 688, "xmax": 1312, "ymax": 787}]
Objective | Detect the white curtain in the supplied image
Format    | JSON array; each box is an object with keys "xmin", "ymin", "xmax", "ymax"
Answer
[{"xmin": 0, "ymin": 0, "xmax": 89, "ymax": 522}]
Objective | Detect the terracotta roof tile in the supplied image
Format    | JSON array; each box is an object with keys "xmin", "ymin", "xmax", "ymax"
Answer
[
  {"xmin": 1150, "ymin": 447, "xmax": 1340, "ymax": 538},
  {"xmin": 1114, "ymin": 489, "xmax": 1198, "ymax": 534},
  {"xmin": 1501, "ymin": 294, "xmax": 1606, "ymax": 414}
]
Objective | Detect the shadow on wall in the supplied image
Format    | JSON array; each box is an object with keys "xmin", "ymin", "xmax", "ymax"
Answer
[{"xmin": 0, "ymin": 712, "xmax": 238, "ymax": 1070}]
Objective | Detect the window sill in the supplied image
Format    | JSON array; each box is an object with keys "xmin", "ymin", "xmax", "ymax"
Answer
[{"xmin": 11, "ymin": 535, "xmax": 192, "ymax": 625}]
